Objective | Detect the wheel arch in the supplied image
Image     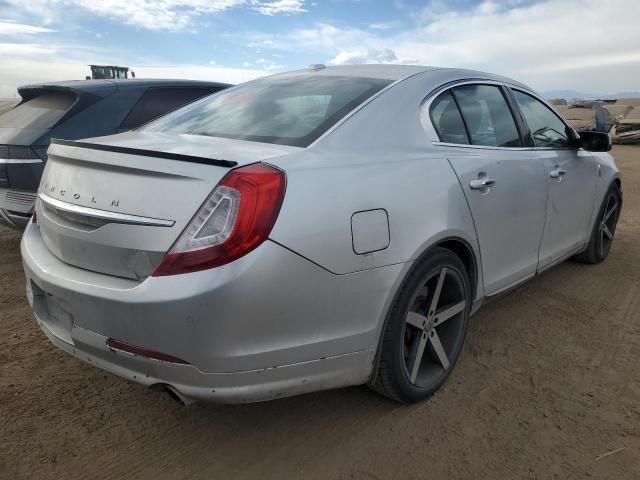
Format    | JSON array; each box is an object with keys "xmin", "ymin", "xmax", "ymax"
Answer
[
  {"xmin": 614, "ymin": 176, "xmax": 622, "ymax": 192},
  {"xmin": 387, "ymin": 234, "xmax": 481, "ymax": 332},
  {"xmin": 433, "ymin": 237, "xmax": 478, "ymax": 302},
  {"xmin": 614, "ymin": 176, "xmax": 623, "ymax": 207},
  {"xmin": 586, "ymin": 175, "xmax": 623, "ymax": 245},
  {"xmin": 369, "ymin": 234, "xmax": 480, "ymax": 385}
]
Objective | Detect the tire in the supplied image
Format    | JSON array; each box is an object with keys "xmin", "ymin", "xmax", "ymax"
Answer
[
  {"xmin": 371, "ymin": 247, "xmax": 471, "ymax": 403},
  {"xmin": 574, "ymin": 183, "xmax": 622, "ymax": 264}
]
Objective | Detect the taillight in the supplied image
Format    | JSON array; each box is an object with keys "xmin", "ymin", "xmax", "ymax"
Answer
[
  {"xmin": 152, "ymin": 163, "xmax": 286, "ymax": 276},
  {"xmin": 31, "ymin": 210, "xmax": 37, "ymax": 224}
]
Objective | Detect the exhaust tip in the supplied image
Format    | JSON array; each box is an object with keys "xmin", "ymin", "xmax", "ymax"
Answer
[{"xmin": 151, "ymin": 384, "xmax": 197, "ymax": 406}]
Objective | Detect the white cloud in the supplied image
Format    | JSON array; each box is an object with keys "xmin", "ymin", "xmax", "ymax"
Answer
[
  {"xmin": 132, "ymin": 63, "xmax": 267, "ymax": 83},
  {"xmin": 0, "ymin": 41, "xmax": 112, "ymax": 97},
  {"xmin": 2, "ymin": 0, "xmax": 640, "ymax": 96},
  {"xmin": 253, "ymin": 0, "xmax": 306, "ymax": 16},
  {"xmin": 0, "ymin": 20, "xmax": 54, "ymax": 35},
  {"xmin": 391, "ymin": 0, "xmax": 640, "ymax": 91},
  {"xmin": 0, "ymin": 42, "xmax": 57, "ymax": 56},
  {"xmin": 368, "ymin": 21, "xmax": 396, "ymax": 31},
  {"xmin": 4, "ymin": 0, "xmax": 306, "ymax": 31},
  {"xmin": 255, "ymin": 57, "xmax": 285, "ymax": 70},
  {"xmin": 244, "ymin": 23, "xmax": 376, "ymax": 53},
  {"xmin": 63, "ymin": 0, "xmax": 245, "ymax": 31},
  {"xmin": 330, "ymin": 47, "xmax": 414, "ymax": 65},
  {"xmin": 247, "ymin": 0, "xmax": 640, "ymax": 93},
  {"xmin": 0, "ymin": 43, "xmax": 269, "ymax": 98}
]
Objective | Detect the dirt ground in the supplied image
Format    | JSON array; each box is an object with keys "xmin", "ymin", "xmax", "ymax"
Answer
[{"xmin": 1, "ymin": 146, "xmax": 639, "ymax": 480}]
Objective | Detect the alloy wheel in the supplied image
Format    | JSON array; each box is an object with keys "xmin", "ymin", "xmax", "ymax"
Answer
[
  {"xmin": 402, "ymin": 267, "xmax": 467, "ymax": 388},
  {"xmin": 599, "ymin": 192, "xmax": 619, "ymax": 258}
]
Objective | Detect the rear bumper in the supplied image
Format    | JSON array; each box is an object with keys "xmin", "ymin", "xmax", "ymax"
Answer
[
  {"xmin": 35, "ymin": 314, "xmax": 373, "ymax": 403},
  {"xmin": 22, "ymin": 222, "xmax": 404, "ymax": 403},
  {"xmin": 0, "ymin": 188, "xmax": 36, "ymax": 229}
]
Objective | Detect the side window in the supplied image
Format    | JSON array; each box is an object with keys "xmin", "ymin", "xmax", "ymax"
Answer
[
  {"xmin": 452, "ymin": 85, "xmax": 522, "ymax": 147},
  {"xmin": 429, "ymin": 91, "xmax": 470, "ymax": 145},
  {"xmin": 120, "ymin": 88, "xmax": 215, "ymax": 130},
  {"xmin": 512, "ymin": 90, "xmax": 570, "ymax": 148}
]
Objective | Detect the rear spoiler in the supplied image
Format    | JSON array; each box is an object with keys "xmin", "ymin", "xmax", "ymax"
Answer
[
  {"xmin": 50, "ymin": 139, "xmax": 238, "ymax": 168},
  {"xmin": 16, "ymin": 84, "xmax": 110, "ymax": 127},
  {"xmin": 17, "ymin": 82, "xmax": 116, "ymax": 102}
]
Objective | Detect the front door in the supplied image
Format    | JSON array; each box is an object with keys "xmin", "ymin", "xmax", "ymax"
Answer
[{"xmin": 510, "ymin": 89, "xmax": 597, "ymax": 268}]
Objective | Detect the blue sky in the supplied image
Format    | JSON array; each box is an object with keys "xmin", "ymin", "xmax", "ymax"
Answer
[{"xmin": 1, "ymin": 0, "xmax": 639, "ymax": 97}]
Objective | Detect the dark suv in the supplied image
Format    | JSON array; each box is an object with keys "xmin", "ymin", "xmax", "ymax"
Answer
[{"xmin": 0, "ymin": 79, "xmax": 230, "ymax": 228}]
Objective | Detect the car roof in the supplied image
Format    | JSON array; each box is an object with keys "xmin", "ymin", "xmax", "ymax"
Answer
[
  {"xmin": 271, "ymin": 64, "xmax": 529, "ymax": 89},
  {"xmin": 17, "ymin": 79, "xmax": 231, "ymax": 98}
]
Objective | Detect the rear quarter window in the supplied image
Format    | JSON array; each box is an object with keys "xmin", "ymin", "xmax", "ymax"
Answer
[{"xmin": 430, "ymin": 91, "xmax": 470, "ymax": 144}]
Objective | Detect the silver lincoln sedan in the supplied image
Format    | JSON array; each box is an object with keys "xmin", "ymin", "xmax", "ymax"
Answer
[{"xmin": 21, "ymin": 65, "xmax": 621, "ymax": 404}]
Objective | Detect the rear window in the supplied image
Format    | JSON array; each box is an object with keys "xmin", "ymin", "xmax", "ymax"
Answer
[
  {"xmin": 144, "ymin": 75, "xmax": 392, "ymax": 147},
  {"xmin": 0, "ymin": 92, "xmax": 75, "ymax": 129},
  {"xmin": 120, "ymin": 87, "xmax": 218, "ymax": 130}
]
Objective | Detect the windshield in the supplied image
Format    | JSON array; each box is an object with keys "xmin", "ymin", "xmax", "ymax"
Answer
[
  {"xmin": 0, "ymin": 92, "xmax": 75, "ymax": 130},
  {"xmin": 144, "ymin": 75, "xmax": 392, "ymax": 147}
]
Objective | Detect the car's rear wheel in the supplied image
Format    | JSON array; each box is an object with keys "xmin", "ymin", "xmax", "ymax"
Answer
[
  {"xmin": 574, "ymin": 183, "xmax": 621, "ymax": 264},
  {"xmin": 372, "ymin": 247, "xmax": 470, "ymax": 403}
]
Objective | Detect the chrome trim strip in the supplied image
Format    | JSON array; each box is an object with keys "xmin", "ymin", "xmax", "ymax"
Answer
[
  {"xmin": 432, "ymin": 142, "xmax": 534, "ymax": 151},
  {"xmin": 432, "ymin": 142, "xmax": 580, "ymax": 152},
  {"xmin": 421, "ymin": 78, "xmax": 580, "ymax": 151},
  {"xmin": 0, "ymin": 159, "xmax": 43, "ymax": 164},
  {"xmin": 38, "ymin": 192, "xmax": 175, "ymax": 227},
  {"xmin": 419, "ymin": 79, "xmax": 511, "ymax": 144},
  {"xmin": 420, "ymin": 78, "xmax": 509, "ymax": 110}
]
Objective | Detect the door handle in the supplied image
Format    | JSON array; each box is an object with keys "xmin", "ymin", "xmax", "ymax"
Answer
[
  {"xmin": 469, "ymin": 178, "xmax": 496, "ymax": 190},
  {"xmin": 549, "ymin": 168, "xmax": 566, "ymax": 179}
]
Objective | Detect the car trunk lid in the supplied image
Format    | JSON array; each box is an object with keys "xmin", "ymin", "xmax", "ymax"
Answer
[{"xmin": 36, "ymin": 131, "xmax": 299, "ymax": 280}]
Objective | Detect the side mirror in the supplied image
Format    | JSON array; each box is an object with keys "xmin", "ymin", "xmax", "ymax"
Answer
[{"xmin": 578, "ymin": 131, "xmax": 612, "ymax": 152}]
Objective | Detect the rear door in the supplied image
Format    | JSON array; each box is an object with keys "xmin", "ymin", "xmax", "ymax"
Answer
[
  {"xmin": 430, "ymin": 83, "xmax": 548, "ymax": 295},
  {"xmin": 117, "ymin": 87, "xmax": 218, "ymax": 132},
  {"xmin": 510, "ymin": 89, "xmax": 597, "ymax": 268}
]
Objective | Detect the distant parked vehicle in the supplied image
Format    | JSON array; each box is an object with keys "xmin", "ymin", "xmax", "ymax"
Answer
[
  {"xmin": 0, "ymin": 79, "xmax": 230, "ymax": 228},
  {"xmin": 87, "ymin": 64, "xmax": 133, "ymax": 80}
]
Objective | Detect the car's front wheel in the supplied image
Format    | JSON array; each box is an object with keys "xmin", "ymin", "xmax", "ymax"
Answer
[
  {"xmin": 372, "ymin": 247, "xmax": 471, "ymax": 403},
  {"xmin": 574, "ymin": 183, "xmax": 622, "ymax": 264}
]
